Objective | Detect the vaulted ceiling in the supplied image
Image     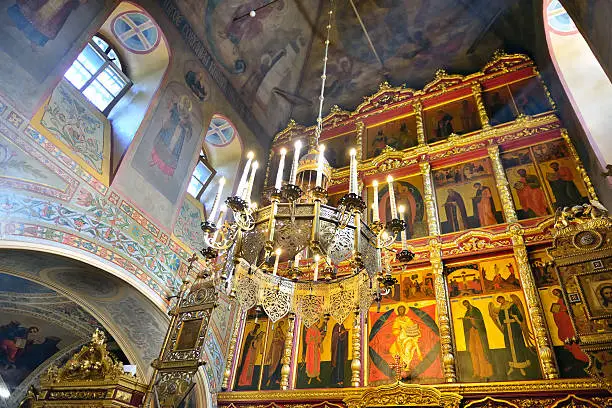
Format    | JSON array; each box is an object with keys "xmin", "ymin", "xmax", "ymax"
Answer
[{"xmin": 175, "ymin": 0, "xmax": 541, "ymax": 137}]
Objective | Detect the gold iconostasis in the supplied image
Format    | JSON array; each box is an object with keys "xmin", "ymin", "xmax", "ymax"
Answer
[{"xmin": 225, "ymin": 53, "xmax": 601, "ymax": 395}]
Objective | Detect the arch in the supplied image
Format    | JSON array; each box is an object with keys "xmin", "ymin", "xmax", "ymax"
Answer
[
  {"xmin": 544, "ymin": 0, "xmax": 612, "ymax": 169},
  {"xmin": 200, "ymin": 114, "xmax": 245, "ymax": 213},
  {"xmin": 100, "ymin": 1, "xmax": 171, "ymax": 175}
]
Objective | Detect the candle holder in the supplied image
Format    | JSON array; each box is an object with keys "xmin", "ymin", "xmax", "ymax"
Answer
[
  {"xmin": 377, "ymin": 271, "xmax": 398, "ymax": 293},
  {"xmin": 290, "ymin": 266, "xmax": 301, "ymax": 281},
  {"xmin": 310, "ymin": 186, "xmax": 328, "ymax": 201},
  {"xmin": 369, "ymin": 220, "xmax": 385, "ymax": 235},
  {"xmin": 323, "ymin": 266, "xmax": 335, "ymax": 282},
  {"xmin": 281, "ymin": 183, "xmax": 303, "ymax": 203},
  {"xmin": 200, "ymin": 220, "xmax": 217, "ymax": 234},
  {"xmin": 386, "ymin": 218, "xmax": 406, "ymax": 236},
  {"xmin": 396, "ymin": 249, "xmax": 415, "ymax": 263},
  {"xmin": 338, "ymin": 192, "xmax": 366, "ymax": 214},
  {"xmin": 225, "ymin": 195, "xmax": 249, "ymax": 213},
  {"xmin": 200, "ymin": 246, "xmax": 218, "ymax": 260},
  {"xmin": 269, "ymin": 188, "xmax": 283, "ymax": 202}
]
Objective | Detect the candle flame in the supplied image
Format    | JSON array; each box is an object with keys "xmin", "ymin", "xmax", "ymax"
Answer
[
  {"xmin": 372, "ymin": 180, "xmax": 378, "ymax": 187},
  {"xmin": 280, "ymin": 147, "xmax": 287, "ymax": 155},
  {"xmin": 275, "ymin": 248, "xmax": 282, "ymax": 256},
  {"xmin": 349, "ymin": 148, "xmax": 356, "ymax": 156},
  {"xmin": 219, "ymin": 177, "xmax": 226, "ymax": 185},
  {"xmin": 386, "ymin": 175, "xmax": 394, "ymax": 182},
  {"xmin": 398, "ymin": 205, "xmax": 405, "ymax": 214},
  {"xmin": 252, "ymin": 161, "xmax": 259, "ymax": 169},
  {"xmin": 319, "ymin": 144, "xmax": 326, "ymax": 152},
  {"xmin": 295, "ymin": 140, "xmax": 302, "ymax": 149},
  {"xmin": 314, "ymin": 254, "xmax": 320, "ymax": 262},
  {"xmin": 247, "ymin": 151, "xmax": 255, "ymax": 159}
]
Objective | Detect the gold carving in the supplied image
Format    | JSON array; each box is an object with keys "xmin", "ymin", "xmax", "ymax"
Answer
[
  {"xmin": 355, "ymin": 121, "xmax": 365, "ymax": 160},
  {"xmin": 560, "ymin": 129, "xmax": 598, "ymax": 201},
  {"xmin": 472, "ymin": 84, "xmax": 490, "ymax": 129},
  {"xmin": 419, "ymin": 161, "xmax": 440, "ymax": 236},
  {"xmin": 350, "ymin": 309, "xmax": 361, "ymax": 387},
  {"xmin": 488, "ymin": 144, "xmax": 518, "ymax": 223},
  {"xmin": 550, "ymin": 395, "xmax": 604, "ymax": 408},
  {"xmin": 508, "ymin": 224, "xmax": 559, "ymax": 379},
  {"xmin": 280, "ymin": 313, "xmax": 296, "ymax": 390},
  {"xmin": 45, "ymin": 329, "xmax": 124, "ymax": 383},
  {"xmin": 343, "ymin": 382, "xmax": 462, "ymax": 408},
  {"xmin": 464, "ymin": 397, "xmax": 519, "ymax": 408},
  {"xmin": 222, "ymin": 312, "xmax": 243, "ymax": 390},
  {"xmin": 414, "ymin": 101, "xmax": 425, "ymax": 146},
  {"xmin": 430, "ymin": 239, "xmax": 457, "ymax": 383}
]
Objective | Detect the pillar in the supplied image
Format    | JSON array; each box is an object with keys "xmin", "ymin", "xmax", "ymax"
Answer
[
  {"xmin": 420, "ymin": 161, "xmax": 457, "ymax": 382},
  {"xmin": 350, "ymin": 309, "xmax": 362, "ymax": 387},
  {"xmin": 472, "ymin": 83, "xmax": 491, "ymax": 129},
  {"xmin": 487, "ymin": 144, "xmax": 518, "ymax": 223},
  {"xmin": 221, "ymin": 312, "xmax": 243, "ymax": 390},
  {"xmin": 355, "ymin": 121, "xmax": 365, "ymax": 160},
  {"xmin": 561, "ymin": 129, "xmax": 599, "ymax": 201},
  {"xmin": 509, "ymin": 224, "xmax": 559, "ymax": 379},
  {"xmin": 280, "ymin": 313, "xmax": 295, "ymax": 390},
  {"xmin": 414, "ymin": 101, "xmax": 426, "ymax": 146}
]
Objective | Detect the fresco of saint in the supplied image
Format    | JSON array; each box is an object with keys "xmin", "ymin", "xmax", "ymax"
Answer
[
  {"xmin": 150, "ymin": 95, "xmax": 193, "ymax": 178},
  {"xmin": 303, "ymin": 320, "xmax": 326, "ymax": 384},
  {"xmin": 330, "ymin": 322, "xmax": 349, "ymax": 386},
  {"xmin": 7, "ymin": 0, "xmax": 84, "ymax": 47},
  {"xmin": 488, "ymin": 295, "xmax": 535, "ymax": 377},
  {"xmin": 236, "ymin": 323, "xmax": 264, "ymax": 388},
  {"xmin": 264, "ymin": 320, "xmax": 286, "ymax": 388},
  {"xmin": 472, "ymin": 182, "xmax": 497, "ymax": 227},
  {"xmin": 546, "ymin": 162, "xmax": 585, "ymax": 208},
  {"xmin": 550, "ymin": 288, "xmax": 589, "ymax": 365},
  {"xmin": 513, "ymin": 168, "xmax": 549, "ymax": 217},
  {"xmin": 444, "ymin": 189, "xmax": 468, "ymax": 232},
  {"xmin": 460, "ymin": 300, "xmax": 493, "ymax": 381}
]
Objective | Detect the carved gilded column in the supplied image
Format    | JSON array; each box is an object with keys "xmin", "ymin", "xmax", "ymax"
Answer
[
  {"xmin": 420, "ymin": 161, "xmax": 456, "ymax": 382},
  {"xmin": 508, "ymin": 224, "xmax": 559, "ymax": 379},
  {"xmin": 487, "ymin": 144, "xmax": 518, "ymax": 223},
  {"xmin": 536, "ymin": 72, "xmax": 557, "ymax": 111},
  {"xmin": 430, "ymin": 239, "xmax": 457, "ymax": 383},
  {"xmin": 561, "ymin": 129, "xmax": 598, "ymax": 201},
  {"xmin": 414, "ymin": 101, "xmax": 426, "ymax": 146},
  {"xmin": 221, "ymin": 311, "xmax": 243, "ymax": 390},
  {"xmin": 355, "ymin": 121, "xmax": 365, "ymax": 160},
  {"xmin": 350, "ymin": 309, "xmax": 361, "ymax": 387},
  {"xmin": 472, "ymin": 83, "xmax": 491, "ymax": 129},
  {"xmin": 280, "ymin": 313, "xmax": 295, "ymax": 390},
  {"xmin": 419, "ymin": 161, "xmax": 440, "ymax": 235}
]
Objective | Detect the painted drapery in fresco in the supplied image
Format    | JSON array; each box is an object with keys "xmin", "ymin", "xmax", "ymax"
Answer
[
  {"xmin": 296, "ymin": 314, "xmax": 353, "ymax": 388},
  {"xmin": 448, "ymin": 256, "xmax": 541, "ymax": 382},
  {"xmin": 368, "ymin": 267, "xmax": 442, "ymax": 386},
  {"xmin": 530, "ymin": 250, "xmax": 589, "ymax": 378},
  {"xmin": 433, "ymin": 158, "xmax": 503, "ymax": 233}
]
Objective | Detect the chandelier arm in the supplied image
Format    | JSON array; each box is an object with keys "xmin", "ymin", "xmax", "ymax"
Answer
[{"xmin": 314, "ymin": 0, "xmax": 335, "ymax": 144}]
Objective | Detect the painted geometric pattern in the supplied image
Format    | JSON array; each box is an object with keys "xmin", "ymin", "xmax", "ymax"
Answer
[
  {"xmin": 546, "ymin": 0, "xmax": 577, "ymax": 33},
  {"xmin": 174, "ymin": 198, "xmax": 205, "ymax": 251},
  {"xmin": 113, "ymin": 12, "xmax": 159, "ymax": 53},
  {"xmin": 0, "ymin": 192, "xmax": 182, "ymax": 292},
  {"xmin": 205, "ymin": 116, "xmax": 236, "ymax": 147},
  {"xmin": 41, "ymin": 81, "xmax": 105, "ymax": 174}
]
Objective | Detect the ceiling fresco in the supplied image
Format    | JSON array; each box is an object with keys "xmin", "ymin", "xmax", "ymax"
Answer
[{"xmin": 173, "ymin": 0, "xmax": 522, "ymax": 134}]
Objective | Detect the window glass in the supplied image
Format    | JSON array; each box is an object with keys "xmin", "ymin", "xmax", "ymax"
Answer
[{"xmin": 63, "ymin": 35, "xmax": 131, "ymax": 114}]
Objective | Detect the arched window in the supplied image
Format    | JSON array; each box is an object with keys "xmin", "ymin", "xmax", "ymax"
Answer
[
  {"xmin": 64, "ymin": 34, "xmax": 132, "ymax": 115},
  {"xmin": 188, "ymin": 150, "xmax": 216, "ymax": 200},
  {"xmin": 544, "ymin": 0, "xmax": 612, "ymax": 168}
]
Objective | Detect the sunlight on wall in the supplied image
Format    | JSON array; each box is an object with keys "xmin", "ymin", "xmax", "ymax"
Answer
[{"xmin": 544, "ymin": 0, "xmax": 612, "ymax": 168}]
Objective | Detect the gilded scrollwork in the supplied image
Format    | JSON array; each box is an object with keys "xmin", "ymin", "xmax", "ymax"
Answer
[
  {"xmin": 560, "ymin": 129, "xmax": 598, "ymax": 201},
  {"xmin": 414, "ymin": 101, "xmax": 425, "ymax": 146},
  {"xmin": 419, "ymin": 161, "xmax": 439, "ymax": 236},
  {"xmin": 280, "ymin": 313, "xmax": 295, "ymax": 390},
  {"xmin": 343, "ymin": 382, "xmax": 462, "ymax": 408},
  {"xmin": 472, "ymin": 83, "xmax": 491, "ymax": 129},
  {"xmin": 222, "ymin": 312, "xmax": 243, "ymax": 390},
  {"xmin": 487, "ymin": 144, "xmax": 518, "ymax": 223},
  {"xmin": 350, "ymin": 310, "xmax": 361, "ymax": 387},
  {"xmin": 508, "ymin": 224, "xmax": 559, "ymax": 379}
]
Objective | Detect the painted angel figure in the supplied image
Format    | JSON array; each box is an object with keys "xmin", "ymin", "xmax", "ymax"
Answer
[{"xmin": 488, "ymin": 294, "xmax": 535, "ymax": 377}]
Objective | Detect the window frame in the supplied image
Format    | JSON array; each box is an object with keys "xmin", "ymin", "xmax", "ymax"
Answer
[
  {"xmin": 66, "ymin": 34, "xmax": 132, "ymax": 116},
  {"xmin": 189, "ymin": 153, "xmax": 216, "ymax": 201}
]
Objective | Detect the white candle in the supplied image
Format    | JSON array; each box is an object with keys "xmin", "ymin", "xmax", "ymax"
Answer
[
  {"xmin": 293, "ymin": 252, "xmax": 302, "ymax": 268},
  {"xmin": 387, "ymin": 175, "xmax": 398, "ymax": 219},
  {"xmin": 208, "ymin": 177, "xmax": 226, "ymax": 222},
  {"xmin": 273, "ymin": 248, "xmax": 281, "ymax": 276},
  {"xmin": 244, "ymin": 161, "xmax": 259, "ymax": 202},
  {"xmin": 212, "ymin": 204, "xmax": 227, "ymax": 241},
  {"xmin": 372, "ymin": 180, "xmax": 380, "ymax": 222},
  {"xmin": 315, "ymin": 144, "xmax": 326, "ymax": 188},
  {"xmin": 275, "ymin": 148, "xmax": 287, "ymax": 189},
  {"xmin": 349, "ymin": 148, "xmax": 357, "ymax": 194},
  {"xmin": 399, "ymin": 205, "xmax": 407, "ymax": 249},
  {"xmin": 236, "ymin": 151, "xmax": 254, "ymax": 197},
  {"xmin": 313, "ymin": 254, "xmax": 320, "ymax": 281},
  {"xmin": 289, "ymin": 140, "xmax": 302, "ymax": 185}
]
